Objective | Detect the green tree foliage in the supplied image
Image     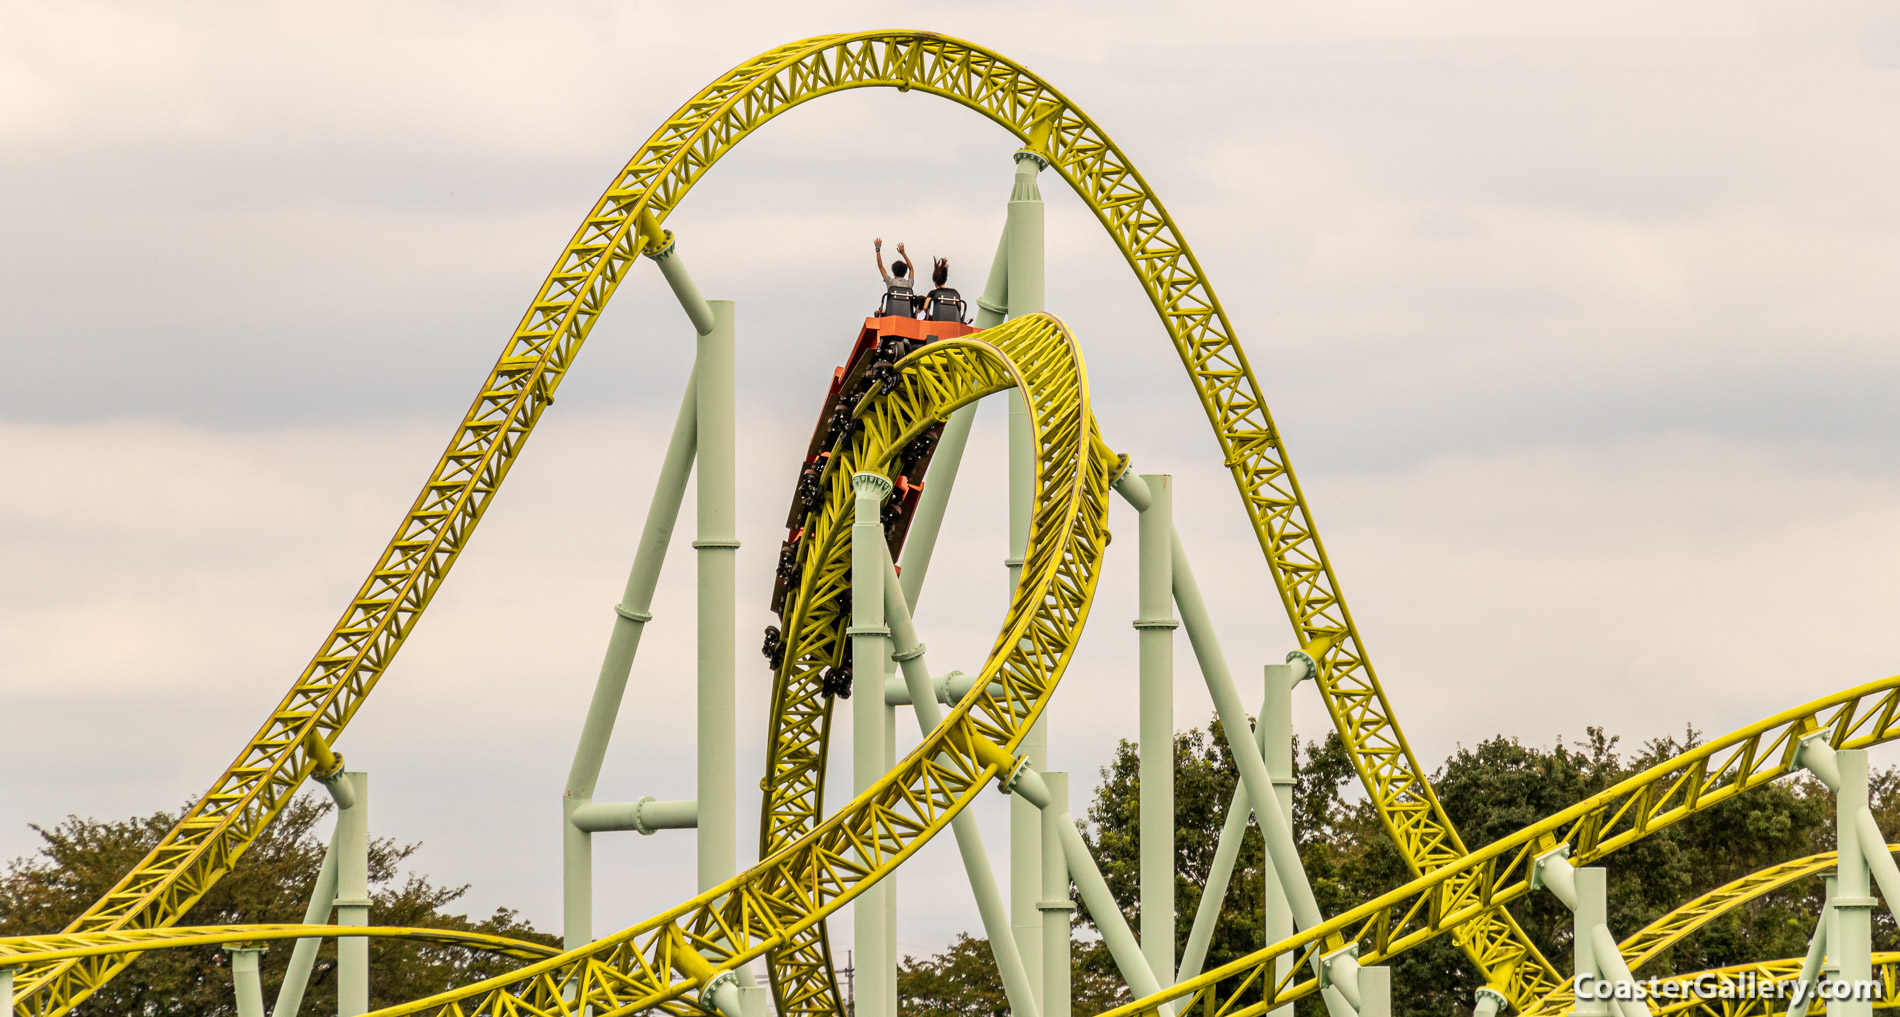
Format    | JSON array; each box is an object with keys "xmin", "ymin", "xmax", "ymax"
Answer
[
  {"xmin": 902, "ymin": 719, "xmax": 1900, "ymax": 1017},
  {"xmin": 0, "ymin": 793, "xmax": 556, "ymax": 1016}
]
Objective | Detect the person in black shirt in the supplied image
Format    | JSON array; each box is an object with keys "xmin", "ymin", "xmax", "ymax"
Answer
[{"xmin": 922, "ymin": 258, "xmax": 967, "ymax": 323}]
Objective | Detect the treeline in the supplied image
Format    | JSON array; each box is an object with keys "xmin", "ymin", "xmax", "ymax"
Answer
[{"xmin": 900, "ymin": 721, "xmax": 1900, "ymax": 1017}]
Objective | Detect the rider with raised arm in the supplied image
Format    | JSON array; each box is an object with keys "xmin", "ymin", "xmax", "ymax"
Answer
[{"xmin": 874, "ymin": 237, "xmax": 918, "ymax": 317}]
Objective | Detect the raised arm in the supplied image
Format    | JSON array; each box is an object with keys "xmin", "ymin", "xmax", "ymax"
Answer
[{"xmin": 874, "ymin": 237, "xmax": 888, "ymax": 281}]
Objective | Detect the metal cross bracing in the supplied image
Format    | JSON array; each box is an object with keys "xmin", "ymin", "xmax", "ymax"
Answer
[
  {"xmin": 1523, "ymin": 848, "xmax": 1900, "ymax": 1016},
  {"xmin": 12, "ymin": 30, "xmax": 1553, "ymax": 1014},
  {"xmin": 9, "ymin": 26, "xmax": 1896, "ymax": 1017},
  {"xmin": 366, "ymin": 312, "xmax": 1112, "ymax": 1016},
  {"xmin": 1093, "ymin": 674, "xmax": 1900, "ymax": 1017}
]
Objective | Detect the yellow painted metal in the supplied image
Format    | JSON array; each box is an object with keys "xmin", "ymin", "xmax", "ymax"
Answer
[
  {"xmin": 0, "ymin": 926, "xmax": 559, "ymax": 967},
  {"xmin": 15, "ymin": 28, "xmax": 1859, "ymax": 1017},
  {"xmin": 1524, "ymin": 848, "xmax": 1900, "ymax": 1016},
  {"xmin": 342, "ymin": 312, "xmax": 1109, "ymax": 1016},
  {"xmin": 1096, "ymin": 675, "xmax": 1900, "ymax": 1017}
]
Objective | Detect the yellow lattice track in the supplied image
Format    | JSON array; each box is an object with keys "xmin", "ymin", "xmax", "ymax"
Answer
[
  {"xmin": 1521, "ymin": 847, "xmax": 1900, "ymax": 1015},
  {"xmin": 1098, "ymin": 675, "xmax": 1900, "ymax": 1017},
  {"xmin": 9, "ymin": 27, "xmax": 1880, "ymax": 1017}
]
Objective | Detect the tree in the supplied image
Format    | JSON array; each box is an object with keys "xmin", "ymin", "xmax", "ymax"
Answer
[{"xmin": 0, "ymin": 794, "xmax": 556, "ymax": 1016}]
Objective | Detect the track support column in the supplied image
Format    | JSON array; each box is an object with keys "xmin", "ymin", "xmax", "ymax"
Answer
[
  {"xmin": 0, "ymin": 968, "xmax": 12, "ymax": 1012},
  {"xmin": 274, "ymin": 822, "xmax": 342, "ymax": 1017},
  {"xmin": 697, "ymin": 298, "xmax": 739, "ymax": 896},
  {"xmin": 1262, "ymin": 662, "xmax": 1296, "ymax": 1017},
  {"xmin": 1041, "ymin": 771, "xmax": 1074, "ymax": 1017},
  {"xmin": 335, "ymin": 771, "xmax": 369, "ymax": 1017},
  {"xmin": 226, "ymin": 945, "xmax": 266, "ymax": 1017},
  {"xmin": 1134, "ymin": 474, "xmax": 1176, "ymax": 988},
  {"xmin": 851, "ymin": 472, "xmax": 895, "ymax": 1017},
  {"xmin": 1836, "ymin": 749, "xmax": 1875, "ymax": 1017},
  {"xmin": 1007, "ymin": 144, "xmax": 1049, "ymax": 996},
  {"xmin": 882, "ymin": 556, "xmax": 1040, "ymax": 1017},
  {"xmin": 562, "ymin": 364, "xmax": 698, "ymax": 948}
]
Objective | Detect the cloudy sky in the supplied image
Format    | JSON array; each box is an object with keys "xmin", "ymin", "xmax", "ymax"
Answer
[{"xmin": 5, "ymin": 0, "xmax": 1900, "ymax": 973}]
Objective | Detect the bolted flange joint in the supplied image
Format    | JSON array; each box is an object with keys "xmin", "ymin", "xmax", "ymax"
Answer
[{"xmin": 698, "ymin": 970, "xmax": 740, "ymax": 1013}]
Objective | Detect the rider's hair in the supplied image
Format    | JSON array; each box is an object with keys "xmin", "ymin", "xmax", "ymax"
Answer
[
  {"xmin": 932, "ymin": 258, "xmax": 948, "ymax": 287},
  {"xmin": 893, "ymin": 260, "xmax": 909, "ymax": 278}
]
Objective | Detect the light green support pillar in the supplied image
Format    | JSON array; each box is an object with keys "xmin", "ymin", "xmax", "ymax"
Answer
[
  {"xmin": 975, "ymin": 216, "xmax": 1011, "ymax": 330},
  {"xmin": 1041, "ymin": 772, "xmax": 1073, "ymax": 1017},
  {"xmin": 1170, "ymin": 533, "xmax": 1324, "ymax": 933},
  {"xmin": 1177, "ymin": 675, "xmax": 1270, "ymax": 984},
  {"xmin": 1262, "ymin": 663, "xmax": 1296, "ymax": 1017},
  {"xmin": 851, "ymin": 472, "xmax": 894, "ymax": 1017},
  {"xmin": 226, "ymin": 945, "xmax": 266, "ymax": 1017},
  {"xmin": 1837, "ymin": 749, "xmax": 1875, "ymax": 1017},
  {"xmin": 335, "ymin": 772, "xmax": 369, "ymax": 1017},
  {"xmin": 1827, "ymin": 874, "xmax": 1842, "ymax": 1017},
  {"xmin": 896, "ymin": 211, "xmax": 1011, "ymax": 610},
  {"xmin": 1358, "ymin": 966, "xmax": 1390, "ymax": 1017},
  {"xmin": 1135, "ymin": 474, "xmax": 1176, "ymax": 988},
  {"xmin": 0, "ymin": 968, "xmax": 12, "ymax": 1014},
  {"xmin": 1006, "ymin": 144, "xmax": 1048, "ymax": 998},
  {"xmin": 273, "ymin": 822, "xmax": 342, "ymax": 1017},
  {"xmin": 884, "ymin": 652, "xmax": 899, "ymax": 1017},
  {"xmin": 697, "ymin": 299, "xmax": 739, "ymax": 897},
  {"xmin": 1787, "ymin": 894, "xmax": 1829, "ymax": 1014},
  {"xmin": 563, "ymin": 366, "xmax": 698, "ymax": 948},
  {"xmin": 1571, "ymin": 866, "xmax": 1610, "ymax": 1017},
  {"xmin": 882, "ymin": 556, "xmax": 1040, "ymax": 1017}
]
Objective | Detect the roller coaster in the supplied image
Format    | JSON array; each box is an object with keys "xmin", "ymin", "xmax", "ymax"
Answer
[{"xmin": 2, "ymin": 28, "xmax": 1895, "ymax": 1017}]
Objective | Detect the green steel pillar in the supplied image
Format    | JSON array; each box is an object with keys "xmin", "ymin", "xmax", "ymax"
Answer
[
  {"xmin": 882, "ymin": 556, "xmax": 1040, "ymax": 1017},
  {"xmin": 851, "ymin": 472, "xmax": 894, "ymax": 1017},
  {"xmin": 0, "ymin": 968, "xmax": 12, "ymax": 1012},
  {"xmin": 273, "ymin": 822, "xmax": 342, "ymax": 1017},
  {"xmin": 1006, "ymin": 145, "xmax": 1048, "ymax": 997},
  {"xmin": 1358, "ymin": 967, "xmax": 1390, "ymax": 1017},
  {"xmin": 697, "ymin": 299, "xmax": 739, "ymax": 896},
  {"xmin": 563, "ymin": 366, "xmax": 698, "ymax": 948},
  {"xmin": 226, "ymin": 945, "xmax": 266, "ymax": 1017},
  {"xmin": 335, "ymin": 772, "xmax": 369, "ymax": 1017},
  {"xmin": 1837, "ymin": 749, "xmax": 1874, "ymax": 1017},
  {"xmin": 1170, "ymin": 532, "xmax": 1324, "ymax": 933},
  {"xmin": 884, "ymin": 652, "xmax": 899, "ymax": 1017},
  {"xmin": 1176, "ymin": 675, "xmax": 1269, "ymax": 984},
  {"xmin": 975, "ymin": 216, "xmax": 1011, "ymax": 329},
  {"xmin": 1262, "ymin": 663, "xmax": 1296, "ymax": 1017},
  {"xmin": 1571, "ymin": 866, "xmax": 1610, "ymax": 1017},
  {"xmin": 1827, "ymin": 874, "xmax": 1842, "ymax": 1017},
  {"xmin": 896, "ymin": 212, "xmax": 1012, "ymax": 612},
  {"xmin": 1040, "ymin": 771, "xmax": 1073, "ymax": 1017},
  {"xmin": 1134, "ymin": 474, "xmax": 1175, "ymax": 988}
]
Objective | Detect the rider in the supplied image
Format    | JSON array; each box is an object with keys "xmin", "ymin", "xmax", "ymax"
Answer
[
  {"xmin": 874, "ymin": 238, "xmax": 918, "ymax": 317},
  {"xmin": 921, "ymin": 258, "xmax": 966, "ymax": 323}
]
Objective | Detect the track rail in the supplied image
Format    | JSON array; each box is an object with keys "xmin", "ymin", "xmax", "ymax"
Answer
[
  {"xmin": 0, "ymin": 926, "xmax": 559, "ymax": 967},
  {"xmin": 1524, "ymin": 848, "xmax": 1898, "ymax": 1015},
  {"xmin": 359, "ymin": 313, "xmax": 1109, "ymax": 1015},
  {"xmin": 1097, "ymin": 674, "xmax": 1900, "ymax": 1017}
]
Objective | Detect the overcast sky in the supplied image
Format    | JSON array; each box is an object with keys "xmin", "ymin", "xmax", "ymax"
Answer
[{"xmin": 5, "ymin": 0, "xmax": 1900, "ymax": 972}]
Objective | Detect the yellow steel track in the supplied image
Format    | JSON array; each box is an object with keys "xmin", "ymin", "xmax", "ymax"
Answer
[
  {"xmin": 1098, "ymin": 674, "xmax": 1900, "ymax": 1017},
  {"xmin": 348, "ymin": 312, "xmax": 1111, "ymax": 1016},
  {"xmin": 0, "ymin": 926, "xmax": 559, "ymax": 967},
  {"xmin": 10, "ymin": 27, "xmax": 1880, "ymax": 1017},
  {"xmin": 1522, "ymin": 847, "xmax": 1900, "ymax": 1016}
]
